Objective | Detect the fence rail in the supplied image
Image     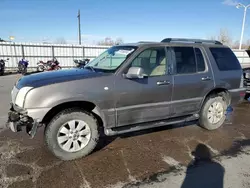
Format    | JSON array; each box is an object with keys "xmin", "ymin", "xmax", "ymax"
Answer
[
  {"xmin": 0, "ymin": 42, "xmax": 110, "ymax": 69},
  {"xmin": 1, "ymin": 42, "xmax": 250, "ymax": 70}
]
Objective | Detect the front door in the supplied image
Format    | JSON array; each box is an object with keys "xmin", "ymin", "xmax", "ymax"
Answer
[
  {"xmin": 170, "ymin": 46, "xmax": 214, "ymax": 117},
  {"xmin": 115, "ymin": 47, "xmax": 173, "ymax": 127}
]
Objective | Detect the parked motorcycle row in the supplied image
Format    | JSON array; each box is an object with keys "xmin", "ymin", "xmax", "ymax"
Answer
[
  {"xmin": 18, "ymin": 59, "xmax": 29, "ymax": 75},
  {"xmin": 0, "ymin": 58, "xmax": 8, "ymax": 76},
  {"xmin": 73, "ymin": 58, "xmax": 90, "ymax": 68},
  {"xmin": 0, "ymin": 58, "xmax": 30, "ymax": 76},
  {"xmin": 0, "ymin": 57, "xmax": 91, "ymax": 76},
  {"xmin": 37, "ymin": 58, "xmax": 61, "ymax": 72}
]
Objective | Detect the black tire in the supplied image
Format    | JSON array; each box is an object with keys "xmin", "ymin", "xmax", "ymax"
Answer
[
  {"xmin": 22, "ymin": 68, "xmax": 27, "ymax": 75},
  {"xmin": 20, "ymin": 65, "xmax": 27, "ymax": 75},
  {"xmin": 37, "ymin": 65, "xmax": 44, "ymax": 72},
  {"xmin": 244, "ymin": 93, "xmax": 250, "ymax": 101},
  {"xmin": 45, "ymin": 108, "xmax": 100, "ymax": 161},
  {"xmin": 199, "ymin": 95, "xmax": 227, "ymax": 130}
]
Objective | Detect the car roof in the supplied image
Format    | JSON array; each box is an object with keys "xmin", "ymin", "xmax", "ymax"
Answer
[{"xmin": 117, "ymin": 38, "xmax": 227, "ymax": 48}]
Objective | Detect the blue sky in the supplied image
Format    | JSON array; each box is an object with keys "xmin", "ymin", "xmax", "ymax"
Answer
[{"xmin": 0, "ymin": 0, "xmax": 250, "ymax": 44}]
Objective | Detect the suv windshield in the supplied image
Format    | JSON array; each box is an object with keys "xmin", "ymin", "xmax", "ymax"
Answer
[{"xmin": 85, "ymin": 46, "xmax": 137, "ymax": 72}]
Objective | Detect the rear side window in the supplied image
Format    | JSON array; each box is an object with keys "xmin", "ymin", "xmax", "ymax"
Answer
[
  {"xmin": 173, "ymin": 47, "xmax": 206, "ymax": 74},
  {"xmin": 173, "ymin": 47, "xmax": 196, "ymax": 74},
  {"xmin": 210, "ymin": 47, "xmax": 241, "ymax": 71},
  {"xmin": 195, "ymin": 48, "xmax": 205, "ymax": 72}
]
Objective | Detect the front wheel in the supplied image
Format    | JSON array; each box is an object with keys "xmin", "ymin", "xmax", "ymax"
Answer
[
  {"xmin": 45, "ymin": 108, "xmax": 100, "ymax": 161},
  {"xmin": 0, "ymin": 68, "xmax": 4, "ymax": 76},
  {"xmin": 199, "ymin": 95, "xmax": 227, "ymax": 130},
  {"xmin": 22, "ymin": 68, "xmax": 27, "ymax": 75}
]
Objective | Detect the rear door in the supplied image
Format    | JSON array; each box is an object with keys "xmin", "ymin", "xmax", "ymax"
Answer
[{"xmin": 170, "ymin": 46, "xmax": 214, "ymax": 117}]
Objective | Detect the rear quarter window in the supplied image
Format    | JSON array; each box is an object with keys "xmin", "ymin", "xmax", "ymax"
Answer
[{"xmin": 210, "ymin": 47, "xmax": 241, "ymax": 71}]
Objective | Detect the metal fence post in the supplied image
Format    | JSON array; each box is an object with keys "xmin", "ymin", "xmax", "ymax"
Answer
[
  {"xmin": 82, "ymin": 46, "xmax": 85, "ymax": 59},
  {"xmin": 21, "ymin": 44, "xmax": 25, "ymax": 59},
  {"xmin": 51, "ymin": 45, "xmax": 54, "ymax": 59},
  {"xmin": 72, "ymin": 45, "xmax": 75, "ymax": 67},
  {"xmin": 72, "ymin": 45, "xmax": 74, "ymax": 58}
]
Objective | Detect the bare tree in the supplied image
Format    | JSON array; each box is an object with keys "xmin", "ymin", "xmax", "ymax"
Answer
[
  {"xmin": 217, "ymin": 28, "xmax": 232, "ymax": 46},
  {"xmin": 115, "ymin": 37, "xmax": 124, "ymax": 45},
  {"xmin": 207, "ymin": 28, "xmax": 233, "ymax": 47},
  {"xmin": 245, "ymin": 39, "xmax": 250, "ymax": 50},
  {"xmin": 97, "ymin": 37, "xmax": 124, "ymax": 46},
  {"xmin": 54, "ymin": 37, "xmax": 67, "ymax": 44},
  {"xmin": 233, "ymin": 40, "xmax": 250, "ymax": 49},
  {"xmin": 232, "ymin": 40, "xmax": 240, "ymax": 49},
  {"xmin": 0, "ymin": 38, "xmax": 5, "ymax": 42}
]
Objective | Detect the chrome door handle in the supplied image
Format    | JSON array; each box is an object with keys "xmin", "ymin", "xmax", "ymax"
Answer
[
  {"xmin": 201, "ymin": 76, "xmax": 211, "ymax": 81},
  {"xmin": 157, "ymin": 80, "xmax": 170, "ymax": 85}
]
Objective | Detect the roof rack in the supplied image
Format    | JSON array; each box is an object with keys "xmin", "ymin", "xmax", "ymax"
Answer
[
  {"xmin": 138, "ymin": 41, "xmax": 157, "ymax": 43},
  {"xmin": 161, "ymin": 38, "xmax": 223, "ymax": 45}
]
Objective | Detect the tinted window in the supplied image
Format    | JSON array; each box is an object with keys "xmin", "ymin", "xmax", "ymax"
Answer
[
  {"xmin": 246, "ymin": 50, "xmax": 250, "ymax": 57},
  {"xmin": 210, "ymin": 47, "xmax": 241, "ymax": 71},
  {"xmin": 130, "ymin": 48, "xmax": 166, "ymax": 76},
  {"xmin": 195, "ymin": 48, "xmax": 206, "ymax": 72},
  {"xmin": 173, "ymin": 47, "xmax": 196, "ymax": 74}
]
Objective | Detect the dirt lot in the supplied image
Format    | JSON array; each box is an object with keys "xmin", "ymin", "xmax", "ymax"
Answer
[{"xmin": 1, "ymin": 74, "xmax": 250, "ymax": 188}]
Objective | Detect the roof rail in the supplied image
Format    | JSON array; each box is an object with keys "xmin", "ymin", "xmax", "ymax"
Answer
[
  {"xmin": 161, "ymin": 38, "xmax": 223, "ymax": 45},
  {"xmin": 138, "ymin": 41, "xmax": 157, "ymax": 43}
]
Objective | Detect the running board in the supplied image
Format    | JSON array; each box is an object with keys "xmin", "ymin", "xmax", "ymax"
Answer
[{"xmin": 104, "ymin": 114, "xmax": 199, "ymax": 136}]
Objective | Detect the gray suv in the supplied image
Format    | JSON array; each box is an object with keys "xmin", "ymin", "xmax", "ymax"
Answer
[{"xmin": 7, "ymin": 38, "xmax": 246, "ymax": 160}]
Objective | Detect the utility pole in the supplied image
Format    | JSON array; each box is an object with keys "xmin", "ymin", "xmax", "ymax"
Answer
[
  {"xmin": 236, "ymin": 3, "xmax": 250, "ymax": 50},
  {"xmin": 77, "ymin": 9, "xmax": 81, "ymax": 45}
]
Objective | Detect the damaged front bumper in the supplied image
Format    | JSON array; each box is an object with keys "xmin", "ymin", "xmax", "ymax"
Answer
[{"xmin": 6, "ymin": 103, "xmax": 42, "ymax": 138}]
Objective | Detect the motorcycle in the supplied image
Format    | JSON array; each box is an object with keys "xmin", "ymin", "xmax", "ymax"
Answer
[
  {"xmin": 37, "ymin": 59, "xmax": 61, "ymax": 72},
  {"xmin": 0, "ymin": 58, "xmax": 9, "ymax": 76},
  {"xmin": 18, "ymin": 58, "xmax": 29, "ymax": 75},
  {"xmin": 74, "ymin": 58, "xmax": 90, "ymax": 68}
]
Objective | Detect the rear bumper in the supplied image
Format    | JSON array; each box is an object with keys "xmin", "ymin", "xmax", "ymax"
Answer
[
  {"xmin": 244, "ymin": 80, "xmax": 250, "ymax": 93},
  {"xmin": 229, "ymin": 88, "xmax": 246, "ymax": 106}
]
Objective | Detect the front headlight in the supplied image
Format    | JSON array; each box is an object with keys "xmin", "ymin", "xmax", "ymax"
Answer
[{"xmin": 15, "ymin": 87, "xmax": 33, "ymax": 107}]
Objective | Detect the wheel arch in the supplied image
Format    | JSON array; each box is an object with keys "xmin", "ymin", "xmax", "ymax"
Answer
[
  {"xmin": 200, "ymin": 88, "xmax": 231, "ymax": 108},
  {"xmin": 42, "ymin": 101, "xmax": 106, "ymax": 128}
]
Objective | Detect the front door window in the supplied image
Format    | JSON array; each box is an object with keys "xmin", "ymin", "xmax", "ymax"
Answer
[{"xmin": 129, "ymin": 48, "xmax": 167, "ymax": 77}]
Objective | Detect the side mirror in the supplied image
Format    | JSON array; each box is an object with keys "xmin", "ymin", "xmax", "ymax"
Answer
[{"xmin": 126, "ymin": 67, "xmax": 145, "ymax": 79}]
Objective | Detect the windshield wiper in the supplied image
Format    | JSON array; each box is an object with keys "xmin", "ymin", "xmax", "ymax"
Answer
[{"xmin": 85, "ymin": 66, "xmax": 96, "ymax": 72}]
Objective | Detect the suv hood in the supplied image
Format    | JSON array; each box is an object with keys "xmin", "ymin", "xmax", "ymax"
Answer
[{"xmin": 16, "ymin": 68, "xmax": 106, "ymax": 89}]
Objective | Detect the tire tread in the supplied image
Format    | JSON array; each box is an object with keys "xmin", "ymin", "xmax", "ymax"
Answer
[{"xmin": 45, "ymin": 108, "xmax": 100, "ymax": 161}]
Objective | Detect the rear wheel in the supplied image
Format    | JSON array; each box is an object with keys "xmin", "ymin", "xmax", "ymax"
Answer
[
  {"xmin": 55, "ymin": 66, "xmax": 61, "ymax": 70},
  {"xmin": 45, "ymin": 108, "xmax": 100, "ymax": 161},
  {"xmin": 199, "ymin": 95, "xmax": 227, "ymax": 130},
  {"xmin": 37, "ymin": 65, "xmax": 44, "ymax": 72}
]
